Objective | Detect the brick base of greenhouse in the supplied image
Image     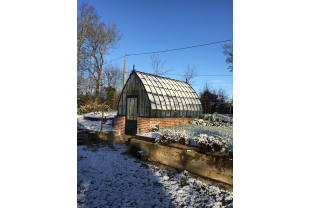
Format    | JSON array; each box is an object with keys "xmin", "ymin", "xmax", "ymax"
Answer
[{"xmin": 114, "ymin": 116, "xmax": 195, "ymax": 136}]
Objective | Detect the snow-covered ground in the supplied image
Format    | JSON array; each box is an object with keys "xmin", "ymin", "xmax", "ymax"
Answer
[
  {"xmin": 84, "ymin": 111, "xmax": 117, "ymax": 118},
  {"xmin": 77, "ymin": 115, "xmax": 113, "ymax": 132},
  {"xmin": 141, "ymin": 124, "xmax": 233, "ymax": 152},
  {"xmin": 77, "ymin": 143, "xmax": 233, "ymax": 208}
]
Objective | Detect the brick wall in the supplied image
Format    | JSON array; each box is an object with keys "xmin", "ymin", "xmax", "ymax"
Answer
[
  {"xmin": 115, "ymin": 116, "xmax": 195, "ymax": 135},
  {"xmin": 114, "ymin": 116, "xmax": 125, "ymax": 135},
  {"xmin": 137, "ymin": 117, "xmax": 195, "ymax": 134}
]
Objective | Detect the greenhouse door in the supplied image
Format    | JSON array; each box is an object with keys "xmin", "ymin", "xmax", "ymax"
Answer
[{"xmin": 125, "ymin": 95, "xmax": 138, "ymax": 135}]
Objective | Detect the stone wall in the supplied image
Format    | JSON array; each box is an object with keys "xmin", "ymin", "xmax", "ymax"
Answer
[{"xmin": 130, "ymin": 139, "xmax": 233, "ymax": 185}]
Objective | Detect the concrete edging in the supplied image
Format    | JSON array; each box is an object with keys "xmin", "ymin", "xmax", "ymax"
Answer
[{"xmin": 77, "ymin": 130, "xmax": 125, "ymax": 143}]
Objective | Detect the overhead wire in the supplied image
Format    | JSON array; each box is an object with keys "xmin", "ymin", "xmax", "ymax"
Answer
[
  {"xmin": 102, "ymin": 39, "xmax": 233, "ymax": 76},
  {"xmin": 127, "ymin": 39, "xmax": 233, "ymax": 56}
]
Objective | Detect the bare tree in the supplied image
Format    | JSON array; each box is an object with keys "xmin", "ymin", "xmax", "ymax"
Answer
[
  {"xmin": 222, "ymin": 43, "xmax": 233, "ymax": 72},
  {"xmin": 77, "ymin": 2, "xmax": 123, "ymax": 103},
  {"xmin": 149, "ymin": 54, "xmax": 173, "ymax": 76},
  {"xmin": 200, "ymin": 82, "xmax": 217, "ymax": 114},
  {"xmin": 101, "ymin": 63, "xmax": 123, "ymax": 91},
  {"xmin": 180, "ymin": 64, "xmax": 198, "ymax": 86},
  {"xmin": 77, "ymin": 2, "xmax": 99, "ymax": 67}
]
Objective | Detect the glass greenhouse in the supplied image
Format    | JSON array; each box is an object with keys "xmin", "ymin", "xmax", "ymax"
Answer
[{"xmin": 118, "ymin": 70, "xmax": 202, "ymax": 119}]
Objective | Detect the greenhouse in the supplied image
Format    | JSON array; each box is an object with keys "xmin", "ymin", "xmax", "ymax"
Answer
[{"xmin": 115, "ymin": 70, "xmax": 202, "ymax": 135}]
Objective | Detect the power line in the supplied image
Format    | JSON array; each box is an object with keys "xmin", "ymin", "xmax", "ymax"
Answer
[
  {"xmin": 165, "ymin": 74, "xmax": 233, "ymax": 76},
  {"xmin": 103, "ymin": 39, "xmax": 233, "ymax": 64},
  {"xmin": 124, "ymin": 72, "xmax": 232, "ymax": 76},
  {"xmin": 104, "ymin": 56, "xmax": 124, "ymax": 65},
  {"xmin": 127, "ymin": 39, "xmax": 233, "ymax": 56}
]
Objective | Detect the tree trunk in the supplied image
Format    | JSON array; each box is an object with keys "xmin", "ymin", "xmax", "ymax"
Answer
[
  {"xmin": 95, "ymin": 73, "xmax": 101, "ymax": 103},
  {"xmin": 95, "ymin": 81, "xmax": 100, "ymax": 103}
]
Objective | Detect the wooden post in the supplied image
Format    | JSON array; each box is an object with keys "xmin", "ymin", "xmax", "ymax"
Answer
[
  {"xmin": 123, "ymin": 53, "xmax": 126, "ymax": 87},
  {"xmin": 101, "ymin": 110, "xmax": 103, "ymax": 131}
]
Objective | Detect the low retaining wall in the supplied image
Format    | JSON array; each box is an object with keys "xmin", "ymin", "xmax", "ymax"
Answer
[
  {"xmin": 130, "ymin": 139, "xmax": 233, "ymax": 185},
  {"xmin": 135, "ymin": 134, "xmax": 156, "ymax": 143},
  {"xmin": 83, "ymin": 116, "xmax": 114, "ymax": 122},
  {"xmin": 77, "ymin": 130, "xmax": 125, "ymax": 144}
]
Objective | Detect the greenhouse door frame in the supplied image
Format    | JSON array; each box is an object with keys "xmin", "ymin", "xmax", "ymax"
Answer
[{"xmin": 125, "ymin": 95, "xmax": 139, "ymax": 135}]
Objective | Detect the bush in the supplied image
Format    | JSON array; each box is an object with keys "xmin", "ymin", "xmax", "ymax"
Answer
[
  {"xmin": 77, "ymin": 102, "xmax": 111, "ymax": 115},
  {"xmin": 155, "ymin": 129, "xmax": 190, "ymax": 145},
  {"xmin": 179, "ymin": 170, "xmax": 189, "ymax": 186},
  {"xmin": 193, "ymin": 134, "xmax": 230, "ymax": 153},
  {"xmin": 189, "ymin": 112, "xmax": 233, "ymax": 128}
]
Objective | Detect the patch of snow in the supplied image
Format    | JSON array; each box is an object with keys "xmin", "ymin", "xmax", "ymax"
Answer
[
  {"xmin": 83, "ymin": 111, "xmax": 117, "ymax": 118},
  {"xmin": 77, "ymin": 115, "xmax": 113, "ymax": 132},
  {"xmin": 140, "ymin": 132, "xmax": 160, "ymax": 138},
  {"xmin": 77, "ymin": 143, "xmax": 233, "ymax": 207}
]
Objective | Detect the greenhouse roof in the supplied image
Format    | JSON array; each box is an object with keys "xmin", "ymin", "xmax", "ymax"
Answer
[{"xmin": 135, "ymin": 70, "xmax": 202, "ymax": 112}]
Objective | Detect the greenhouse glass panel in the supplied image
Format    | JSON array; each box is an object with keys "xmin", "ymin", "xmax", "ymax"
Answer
[
  {"xmin": 143, "ymin": 93, "xmax": 149, "ymax": 117},
  {"xmin": 139, "ymin": 86, "xmax": 144, "ymax": 117},
  {"xmin": 140, "ymin": 77, "xmax": 148, "ymax": 85},
  {"xmin": 127, "ymin": 77, "xmax": 132, "ymax": 95},
  {"xmin": 151, "ymin": 109, "xmax": 156, "ymax": 117},
  {"xmin": 118, "ymin": 104, "xmax": 122, "ymax": 115},
  {"xmin": 148, "ymin": 92, "xmax": 155, "ymax": 102},
  {"xmin": 155, "ymin": 79, "xmax": 163, "ymax": 88},
  {"xmin": 151, "ymin": 103, "xmax": 156, "ymax": 109},
  {"xmin": 168, "ymin": 97, "xmax": 175, "ymax": 110},
  {"xmin": 149, "ymin": 86, "xmax": 157, "ymax": 95},
  {"xmin": 168, "ymin": 87, "xmax": 175, "ymax": 96},
  {"xmin": 144, "ymin": 85, "xmax": 151, "ymax": 93},
  {"xmin": 133, "ymin": 98, "xmax": 137, "ymax": 120},
  {"xmin": 147, "ymin": 76, "xmax": 156, "ymax": 85},
  {"xmin": 166, "ymin": 110, "xmax": 170, "ymax": 117},
  {"xmin": 122, "ymin": 90, "xmax": 126, "ymax": 115}
]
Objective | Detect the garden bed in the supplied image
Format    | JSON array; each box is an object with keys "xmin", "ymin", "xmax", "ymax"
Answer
[
  {"xmin": 135, "ymin": 134, "xmax": 230, "ymax": 157},
  {"xmin": 163, "ymin": 124, "xmax": 233, "ymax": 153}
]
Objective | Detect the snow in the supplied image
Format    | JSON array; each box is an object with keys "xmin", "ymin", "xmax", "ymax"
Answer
[
  {"xmin": 139, "ymin": 132, "xmax": 160, "ymax": 138},
  {"xmin": 165, "ymin": 124, "xmax": 233, "ymax": 152},
  {"xmin": 77, "ymin": 143, "xmax": 233, "ymax": 207},
  {"xmin": 141, "ymin": 125, "xmax": 233, "ymax": 152},
  {"xmin": 83, "ymin": 111, "xmax": 117, "ymax": 118},
  {"xmin": 77, "ymin": 115, "xmax": 113, "ymax": 132}
]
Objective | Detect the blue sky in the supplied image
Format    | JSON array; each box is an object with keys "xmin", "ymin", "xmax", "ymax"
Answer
[{"xmin": 77, "ymin": 0, "xmax": 233, "ymax": 99}]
